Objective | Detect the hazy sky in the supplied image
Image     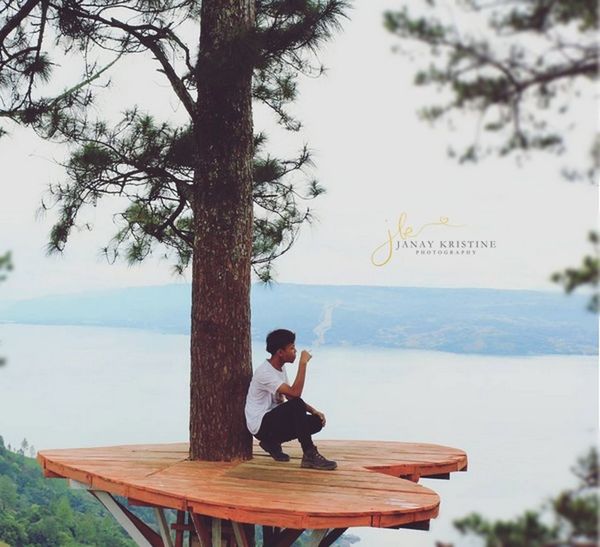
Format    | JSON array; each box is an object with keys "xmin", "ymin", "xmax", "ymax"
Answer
[{"xmin": 1, "ymin": 1, "xmax": 597, "ymax": 300}]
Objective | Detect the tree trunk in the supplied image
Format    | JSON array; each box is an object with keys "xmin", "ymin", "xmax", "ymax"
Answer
[{"xmin": 189, "ymin": 0, "xmax": 255, "ymax": 461}]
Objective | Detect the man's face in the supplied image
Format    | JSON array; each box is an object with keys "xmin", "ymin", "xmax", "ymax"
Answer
[{"xmin": 278, "ymin": 342, "xmax": 297, "ymax": 364}]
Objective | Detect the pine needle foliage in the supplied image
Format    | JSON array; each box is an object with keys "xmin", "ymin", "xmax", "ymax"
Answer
[
  {"xmin": 551, "ymin": 232, "xmax": 599, "ymax": 313},
  {"xmin": 0, "ymin": 252, "xmax": 12, "ymax": 367},
  {"xmin": 1, "ymin": 0, "xmax": 350, "ymax": 281},
  {"xmin": 450, "ymin": 447, "xmax": 599, "ymax": 547},
  {"xmin": 385, "ymin": 0, "xmax": 598, "ymax": 310},
  {"xmin": 384, "ymin": 0, "xmax": 598, "ymax": 180}
]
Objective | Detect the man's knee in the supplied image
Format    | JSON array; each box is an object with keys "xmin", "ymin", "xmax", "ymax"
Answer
[{"xmin": 307, "ymin": 414, "xmax": 323, "ymax": 434}]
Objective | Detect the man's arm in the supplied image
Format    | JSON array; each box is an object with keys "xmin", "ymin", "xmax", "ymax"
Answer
[
  {"xmin": 277, "ymin": 350, "xmax": 326, "ymax": 426},
  {"xmin": 281, "ymin": 395, "xmax": 326, "ymax": 426},
  {"xmin": 283, "ymin": 397, "xmax": 317, "ymax": 414},
  {"xmin": 276, "ymin": 350, "xmax": 311, "ymax": 399}
]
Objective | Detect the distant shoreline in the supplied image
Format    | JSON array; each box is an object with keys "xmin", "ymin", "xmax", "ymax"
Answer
[
  {"xmin": 0, "ymin": 283, "xmax": 596, "ymax": 356},
  {"xmin": 1, "ymin": 320, "xmax": 596, "ymax": 358}
]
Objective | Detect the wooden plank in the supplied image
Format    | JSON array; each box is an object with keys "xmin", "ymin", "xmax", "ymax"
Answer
[
  {"xmin": 186, "ymin": 501, "xmax": 371, "ymax": 530},
  {"xmin": 221, "ymin": 463, "xmax": 438, "ymax": 494},
  {"xmin": 129, "ymin": 497, "xmax": 163, "ymax": 507},
  {"xmin": 379, "ymin": 507, "xmax": 439, "ymax": 528},
  {"xmin": 176, "ymin": 474, "xmax": 440, "ymax": 507},
  {"xmin": 212, "ymin": 475, "xmax": 438, "ymax": 500},
  {"xmin": 43, "ymin": 469, "xmax": 64, "ymax": 478}
]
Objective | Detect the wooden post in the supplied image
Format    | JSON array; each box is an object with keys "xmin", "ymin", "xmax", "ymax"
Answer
[
  {"xmin": 174, "ymin": 511, "xmax": 185, "ymax": 547},
  {"xmin": 190, "ymin": 512, "xmax": 212, "ymax": 547},
  {"xmin": 211, "ymin": 518, "xmax": 221, "ymax": 547}
]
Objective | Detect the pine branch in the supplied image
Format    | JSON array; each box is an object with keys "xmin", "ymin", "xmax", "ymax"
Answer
[{"xmin": 0, "ymin": 0, "xmax": 42, "ymax": 44}]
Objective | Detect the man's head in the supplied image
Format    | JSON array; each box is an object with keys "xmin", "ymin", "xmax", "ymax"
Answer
[{"xmin": 266, "ymin": 329, "xmax": 296, "ymax": 363}]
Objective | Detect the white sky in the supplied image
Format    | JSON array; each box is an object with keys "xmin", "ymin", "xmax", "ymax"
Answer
[{"xmin": 0, "ymin": 0, "xmax": 597, "ymax": 300}]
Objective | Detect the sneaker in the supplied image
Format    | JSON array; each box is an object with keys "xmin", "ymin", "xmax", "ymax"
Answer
[
  {"xmin": 259, "ymin": 440, "xmax": 290, "ymax": 462},
  {"xmin": 301, "ymin": 446, "xmax": 337, "ymax": 470}
]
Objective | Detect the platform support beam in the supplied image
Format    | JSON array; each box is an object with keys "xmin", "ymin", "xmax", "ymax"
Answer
[
  {"xmin": 190, "ymin": 512, "xmax": 212, "ymax": 547},
  {"xmin": 317, "ymin": 528, "xmax": 348, "ymax": 547},
  {"xmin": 263, "ymin": 527, "xmax": 348, "ymax": 547},
  {"xmin": 272, "ymin": 528, "xmax": 303, "ymax": 547},
  {"xmin": 211, "ymin": 517, "xmax": 222, "ymax": 547},
  {"xmin": 423, "ymin": 472, "xmax": 450, "ymax": 480},
  {"xmin": 154, "ymin": 507, "xmax": 174, "ymax": 547},
  {"xmin": 68, "ymin": 482, "xmax": 422, "ymax": 547},
  {"xmin": 304, "ymin": 529, "xmax": 329, "ymax": 546},
  {"xmin": 232, "ymin": 522, "xmax": 251, "ymax": 547},
  {"xmin": 89, "ymin": 490, "xmax": 163, "ymax": 547},
  {"xmin": 393, "ymin": 520, "xmax": 430, "ymax": 531}
]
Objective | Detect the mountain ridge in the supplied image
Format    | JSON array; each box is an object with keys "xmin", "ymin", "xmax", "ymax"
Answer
[{"xmin": 0, "ymin": 283, "xmax": 596, "ymax": 356}]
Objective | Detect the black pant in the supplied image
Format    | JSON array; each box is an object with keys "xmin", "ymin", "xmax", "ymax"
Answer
[{"xmin": 255, "ymin": 397, "xmax": 323, "ymax": 453}]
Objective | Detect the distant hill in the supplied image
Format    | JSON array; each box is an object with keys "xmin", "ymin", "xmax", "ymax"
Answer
[
  {"xmin": 0, "ymin": 283, "xmax": 596, "ymax": 355},
  {"xmin": 0, "ymin": 436, "xmax": 135, "ymax": 546}
]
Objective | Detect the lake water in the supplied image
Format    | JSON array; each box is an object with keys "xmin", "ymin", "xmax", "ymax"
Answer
[{"xmin": 1, "ymin": 324, "xmax": 597, "ymax": 546}]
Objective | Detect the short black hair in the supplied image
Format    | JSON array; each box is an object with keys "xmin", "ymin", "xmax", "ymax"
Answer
[{"xmin": 266, "ymin": 329, "xmax": 295, "ymax": 355}]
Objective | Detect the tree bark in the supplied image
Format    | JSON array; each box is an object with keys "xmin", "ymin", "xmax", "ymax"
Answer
[{"xmin": 189, "ymin": 0, "xmax": 255, "ymax": 461}]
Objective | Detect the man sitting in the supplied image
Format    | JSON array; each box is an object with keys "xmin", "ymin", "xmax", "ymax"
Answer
[{"xmin": 244, "ymin": 329, "xmax": 337, "ymax": 470}]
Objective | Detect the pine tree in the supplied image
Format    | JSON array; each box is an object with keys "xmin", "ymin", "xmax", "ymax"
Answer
[
  {"xmin": 450, "ymin": 447, "xmax": 599, "ymax": 546},
  {"xmin": 0, "ymin": 252, "xmax": 11, "ymax": 367},
  {"xmin": 20, "ymin": 439, "xmax": 29, "ymax": 455},
  {"xmin": 384, "ymin": 0, "xmax": 598, "ymax": 310},
  {"xmin": 551, "ymin": 231, "xmax": 599, "ymax": 313},
  {"xmin": 0, "ymin": 0, "xmax": 349, "ymax": 460}
]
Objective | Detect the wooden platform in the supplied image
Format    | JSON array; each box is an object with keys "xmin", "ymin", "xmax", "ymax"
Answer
[{"xmin": 37, "ymin": 440, "xmax": 467, "ymax": 531}]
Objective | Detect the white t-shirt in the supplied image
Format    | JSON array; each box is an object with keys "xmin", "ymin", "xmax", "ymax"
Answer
[{"xmin": 245, "ymin": 360, "xmax": 289, "ymax": 435}]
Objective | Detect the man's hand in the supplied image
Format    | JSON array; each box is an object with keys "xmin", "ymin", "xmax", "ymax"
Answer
[
  {"xmin": 278, "ymin": 349, "xmax": 311, "ymax": 399},
  {"xmin": 299, "ymin": 350, "xmax": 312, "ymax": 365},
  {"xmin": 314, "ymin": 410, "xmax": 326, "ymax": 426}
]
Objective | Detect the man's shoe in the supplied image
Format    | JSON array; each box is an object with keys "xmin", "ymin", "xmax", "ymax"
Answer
[
  {"xmin": 259, "ymin": 440, "xmax": 290, "ymax": 462},
  {"xmin": 301, "ymin": 446, "xmax": 337, "ymax": 470}
]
